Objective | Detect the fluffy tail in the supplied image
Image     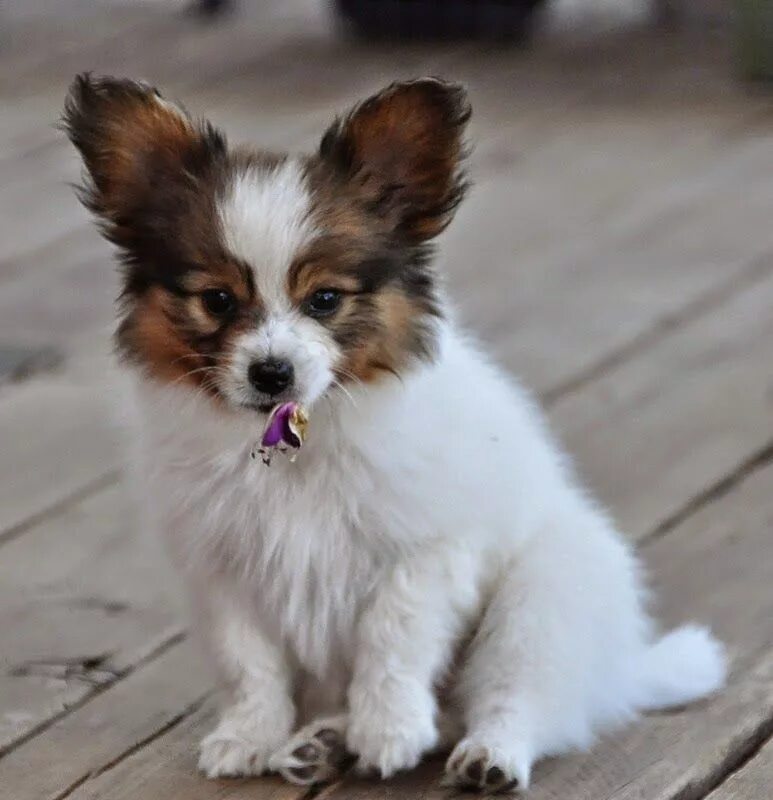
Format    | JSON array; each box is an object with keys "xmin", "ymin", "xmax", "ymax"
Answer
[{"xmin": 638, "ymin": 625, "xmax": 727, "ymax": 710}]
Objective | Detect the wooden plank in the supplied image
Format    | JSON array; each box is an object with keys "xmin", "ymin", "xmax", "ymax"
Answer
[
  {"xmin": 704, "ymin": 737, "xmax": 773, "ymax": 800},
  {"xmin": 0, "ymin": 229, "xmax": 115, "ymax": 347},
  {"xmin": 551, "ymin": 266, "xmax": 773, "ymax": 542},
  {"xmin": 0, "ymin": 484, "xmax": 183, "ymax": 752},
  {"xmin": 0, "ymin": 14, "xmax": 752, "ymax": 280},
  {"xmin": 0, "ymin": 3, "xmax": 150, "ymax": 95},
  {"xmin": 312, "ymin": 459, "xmax": 773, "ymax": 800},
  {"xmin": 0, "ymin": 2, "xmax": 297, "ymax": 96},
  {"xmin": 445, "ymin": 131, "xmax": 773, "ymax": 395},
  {"xmin": 0, "ymin": 142, "xmax": 91, "ymax": 265},
  {"xmin": 0, "ymin": 641, "xmax": 210, "ymax": 800},
  {"xmin": 0, "ymin": 353, "xmax": 120, "ymax": 541},
  {"xmin": 62, "ymin": 703, "xmax": 305, "ymax": 800}
]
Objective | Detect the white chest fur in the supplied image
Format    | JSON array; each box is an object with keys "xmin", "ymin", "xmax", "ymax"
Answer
[{"xmin": 129, "ymin": 380, "xmax": 412, "ymax": 679}]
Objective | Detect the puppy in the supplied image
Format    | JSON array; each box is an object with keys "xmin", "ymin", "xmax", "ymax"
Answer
[{"xmin": 63, "ymin": 74, "xmax": 726, "ymax": 793}]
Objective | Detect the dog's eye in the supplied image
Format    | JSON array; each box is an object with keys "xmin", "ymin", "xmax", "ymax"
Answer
[
  {"xmin": 201, "ymin": 288, "xmax": 236, "ymax": 316},
  {"xmin": 305, "ymin": 288, "xmax": 342, "ymax": 318}
]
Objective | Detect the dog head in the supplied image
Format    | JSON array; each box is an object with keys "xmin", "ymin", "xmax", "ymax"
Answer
[{"xmin": 63, "ymin": 74, "xmax": 469, "ymax": 413}]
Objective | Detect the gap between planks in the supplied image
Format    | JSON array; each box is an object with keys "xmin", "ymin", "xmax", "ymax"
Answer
[
  {"xmin": 541, "ymin": 249, "xmax": 773, "ymax": 406},
  {"xmin": 696, "ymin": 729, "xmax": 773, "ymax": 800},
  {"xmin": 0, "ymin": 632, "xmax": 186, "ymax": 761},
  {"xmin": 703, "ymin": 733, "xmax": 773, "ymax": 800},
  {"xmin": 51, "ymin": 695, "xmax": 208, "ymax": 800},
  {"xmin": 0, "ymin": 470, "xmax": 120, "ymax": 548}
]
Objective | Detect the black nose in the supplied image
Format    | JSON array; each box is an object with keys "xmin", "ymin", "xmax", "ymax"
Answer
[{"xmin": 248, "ymin": 359, "xmax": 294, "ymax": 396}]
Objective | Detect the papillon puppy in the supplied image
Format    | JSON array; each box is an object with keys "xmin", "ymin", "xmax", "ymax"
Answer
[{"xmin": 63, "ymin": 74, "xmax": 725, "ymax": 794}]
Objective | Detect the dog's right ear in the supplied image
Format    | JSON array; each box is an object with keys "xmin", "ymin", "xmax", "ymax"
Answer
[
  {"xmin": 319, "ymin": 78, "xmax": 470, "ymax": 244},
  {"xmin": 62, "ymin": 73, "xmax": 225, "ymax": 229}
]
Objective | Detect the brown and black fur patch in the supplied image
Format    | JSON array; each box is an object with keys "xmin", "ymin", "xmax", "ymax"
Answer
[
  {"xmin": 115, "ymin": 260, "xmax": 259, "ymax": 395},
  {"xmin": 318, "ymin": 78, "xmax": 470, "ymax": 244},
  {"xmin": 298, "ymin": 78, "xmax": 470, "ymax": 384},
  {"xmin": 62, "ymin": 74, "xmax": 267, "ymax": 394},
  {"xmin": 286, "ymin": 212, "xmax": 441, "ymax": 385}
]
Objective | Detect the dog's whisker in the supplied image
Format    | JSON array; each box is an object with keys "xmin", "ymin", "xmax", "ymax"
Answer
[
  {"xmin": 169, "ymin": 365, "xmax": 220, "ymax": 389},
  {"xmin": 330, "ymin": 379, "xmax": 358, "ymax": 409}
]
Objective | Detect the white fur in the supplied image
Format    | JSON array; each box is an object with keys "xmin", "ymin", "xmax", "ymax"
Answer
[
  {"xmin": 126, "ymin": 166, "xmax": 726, "ymax": 791},
  {"xmin": 219, "ymin": 159, "xmax": 316, "ymax": 306},
  {"xmin": 217, "ymin": 161, "xmax": 337, "ymax": 411}
]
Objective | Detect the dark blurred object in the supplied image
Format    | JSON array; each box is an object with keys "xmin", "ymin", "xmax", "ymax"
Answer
[
  {"xmin": 193, "ymin": 0, "xmax": 232, "ymax": 17},
  {"xmin": 737, "ymin": 0, "xmax": 773, "ymax": 80},
  {"xmin": 335, "ymin": 0, "xmax": 545, "ymax": 40}
]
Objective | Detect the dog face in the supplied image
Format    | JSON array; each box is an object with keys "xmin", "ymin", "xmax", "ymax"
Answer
[{"xmin": 63, "ymin": 74, "xmax": 469, "ymax": 413}]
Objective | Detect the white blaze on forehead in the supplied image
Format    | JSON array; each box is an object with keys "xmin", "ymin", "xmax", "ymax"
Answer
[{"xmin": 218, "ymin": 159, "xmax": 316, "ymax": 309}]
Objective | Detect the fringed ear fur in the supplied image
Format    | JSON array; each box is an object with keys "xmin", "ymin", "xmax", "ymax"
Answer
[
  {"xmin": 319, "ymin": 78, "xmax": 470, "ymax": 243},
  {"xmin": 62, "ymin": 73, "xmax": 226, "ymax": 231}
]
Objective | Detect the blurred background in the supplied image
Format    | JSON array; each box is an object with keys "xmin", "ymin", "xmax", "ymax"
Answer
[{"xmin": 1, "ymin": 2, "xmax": 772, "ymax": 799}]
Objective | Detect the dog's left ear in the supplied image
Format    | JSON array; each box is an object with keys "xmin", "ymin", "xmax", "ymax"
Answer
[{"xmin": 319, "ymin": 78, "xmax": 470, "ymax": 242}]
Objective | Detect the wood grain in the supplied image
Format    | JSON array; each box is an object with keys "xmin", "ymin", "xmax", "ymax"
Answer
[
  {"xmin": 0, "ymin": 641, "xmax": 208, "ymax": 800},
  {"xmin": 0, "ymin": 484, "xmax": 183, "ymax": 752},
  {"xmin": 64, "ymin": 703, "xmax": 307, "ymax": 800},
  {"xmin": 0, "ymin": 354, "xmax": 120, "ymax": 541},
  {"xmin": 704, "ymin": 736, "xmax": 773, "ymax": 800},
  {"xmin": 552, "ymin": 267, "xmax": 773, "ymax": 541}
]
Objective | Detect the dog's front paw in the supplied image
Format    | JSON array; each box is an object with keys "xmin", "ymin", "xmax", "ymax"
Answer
[
  {"xmin": 443, "ymin": 738, "xmax": 530, "ymax": 794},
  {"xmin": 199, "ymin": 695, "xmax": 294, "ymax": 779},
  {"xmin": 269, "ymin": 715, "xmax": 352, "ymax": 786},
  {"xmin": 347, "ymin": 685, "xmax": 438, "ymax": 778},
  {"xmin": 198, "ymin": 730, "xmax": 271, "ymax": 778}
]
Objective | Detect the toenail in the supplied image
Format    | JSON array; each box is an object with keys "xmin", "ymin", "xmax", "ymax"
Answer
[{"xmin": 466, "ymin": 759, "xmax": 484, "ymax": 782}]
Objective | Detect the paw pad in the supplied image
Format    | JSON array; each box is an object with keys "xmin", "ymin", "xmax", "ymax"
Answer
[
  {"xmin": 270, "ymin": 722, "xmax": 352, "ymax": 786},
  {"xmin": 465, "ymin": 759, "xmax": 484, "ymax": 783},
  {"xmin": 292, "ymin": 743, "xmax": 320, "ymax": 761},
  {"xmin": 444, "ymin": 742, "xmax": 524, "ymax": 794}
]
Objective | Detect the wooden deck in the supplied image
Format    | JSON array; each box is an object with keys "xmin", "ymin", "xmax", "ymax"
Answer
[{"xmin": 1, "ymin": 2, "xmax": 772, "ymax": 799}]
